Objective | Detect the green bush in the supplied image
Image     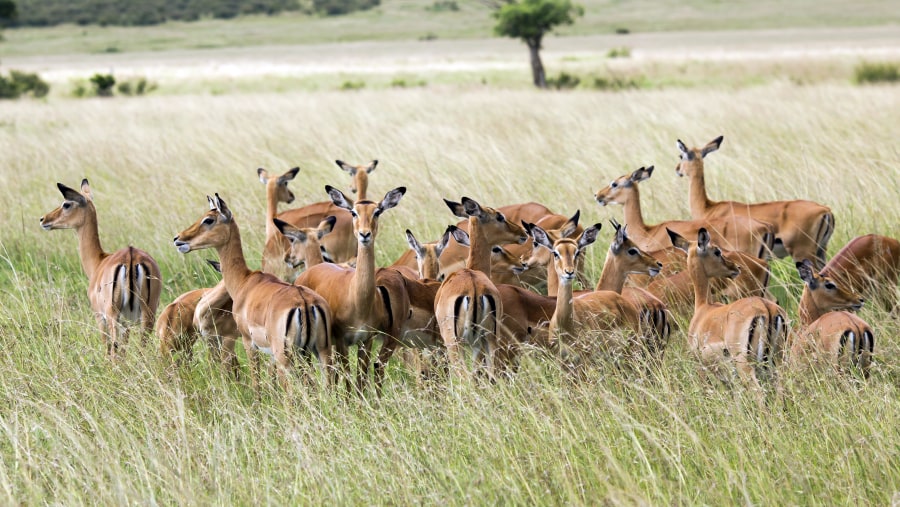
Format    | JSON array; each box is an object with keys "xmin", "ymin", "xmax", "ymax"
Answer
[
  {"xmin": 340, "ymin": 80, "xmax": 365, "ymax": 91},
  {"xmin": 854, "ymin": 61, "xmax": 899, "ymax": 84},
  {"xmin": 116, "ymin": 77, "xmax": 157, "ymax": 96},
  {"xmin": 89, "ymin": 73, "xmax": 116, "ymax": 97},
  {"xmin": 614, "ymin": 27, "xmax": 630, "ymax": 35},
  {"xmin": 547, "ymin": 71, "xmax": 580, "ymax": 90},
  {"xmin": 606, "ymin": 46, "xmax": 631, "ymax": 58},
  {"xmin": 592, "ymin": 75, "xmax": 642, "ymax": 91},
  {"xmin": 0, "ymin": 70, "xmax": 51, "ymax": 99},
  {"xmin": 313, "ymin": 0, "xmax": 379, "ymax": 16},
  {"xmin": 426, "ymin": 0, "xmax": 458, "ymax": 12}
]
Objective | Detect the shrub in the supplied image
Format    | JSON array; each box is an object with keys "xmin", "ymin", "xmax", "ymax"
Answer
[
  {"xmin": 313, "ymin": 0, "xmax": 380, "ymax": 16},
  {"xmin": 426, "ymin": 0, "xmax": 458, "ymax": 12},
  {"xmin": 614, "ymin": 27, "xmax": 629, "ymax": 35},
  {"xmin": 547, "ymin": 71, "xmax": 580, "ymax": 90},
  {"xmin": 340, "ymin": 80, "xmax": 365, "ymax": 91},
  {"xmin": 606, "ymin": 47, "xmax": 631, "ymax": 58},
  {"xmin": 116, "ymin": 77, "xmax": 157, "ymax": 96},
  {"xmin": 591, "ymin": 75, "xmax": 643, "ymax": 91},
  {"xmin": 854, "ymin": 61, "xmax": 899, "ymax": 84},
  {"xmin": 419, "ymin": 32, "xmax": 438, "ymax": 41},
  {"xmin": 0, "ymin": 70, "xmax": 50, "ymax": 99},
  {"xmin": 89, "ymin": 73, "xmax": 116, "ymax": 97},
  {"xmin": 390, "ymin": 78, "xmax": 426, "ymax": 88}
]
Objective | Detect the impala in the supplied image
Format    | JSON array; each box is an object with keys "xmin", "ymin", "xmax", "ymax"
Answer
[
  {"xmin": 259, "ymin": 166, "xmax": 301, "ymax": 279},
  {"xmin": 669, "ymin": 228, "xmax": 787, "ymax": 390},
  {"xmin": 40, "ymin": 179, "xmax": 162, "ymax": 358},
  {"xmin": 792, "ymin": 259, "xmax": 873, "ymax": 376},
  {"xmin": 273, "ymin": 160, "xmax": 378, "ymax": 266},
  {"xmin": 820, "ymin": 234, "xmax": 900, "ymax": 313},
  {"xmin": 174, "ymin": 194, "xmax": 333, "ymax": 393},
  {"xmin": 293, "ymin": 186, "xmax": 408, "ymax": 393},
  {"xmin": 156, "ymin": 261, "xmax": 239, "ymax": 374},
  {"xmin": 433, "ymin": 197, "xmax": 528, "ymax": 377},
  {"xmin": 274, "ymin": 216, "xmax": 337, "ymax": 272},
  {"xmin": 675, "ymin": 136, "xmax": 834, "ymax": 267},
  {"xmin": 595, "ymin": 166, "xmax": 774, "ymax": 259}
]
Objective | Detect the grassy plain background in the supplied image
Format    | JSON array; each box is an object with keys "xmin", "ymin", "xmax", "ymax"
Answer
[{"xmin": 1, "ymin": 1, "xmax": 900, "ymax": 504}]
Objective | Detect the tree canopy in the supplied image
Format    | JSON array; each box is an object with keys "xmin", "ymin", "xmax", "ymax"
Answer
[{"xmin": 493, "ymin": 0, "xmax": 583, "ymax": 45}]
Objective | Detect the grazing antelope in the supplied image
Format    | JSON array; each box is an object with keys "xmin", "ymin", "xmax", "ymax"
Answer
[
  {"xmin": 595, "ymin": 166, "xmax": 774, "ymax": 259},
  {"xmin": 293, "ymin": 186, "xmax": 408, "ymax": 394},
  {"xmin": 791, "ymin": 260, "xmax": 873, "ymax": 376},
  {"xmin": 40, "ymin": 179, "xmax": 161, "ymax": 358},
  {"xmin": 669, "ymin": 228, "xmax": 787, "ymax": 390},
  {"xmin": 156, "ymin": 261, "xmax": 239, "ymax": 374},
  {"xmin": 392, "ymin": 201, "xmax": 571, "ymax": 285},
  {"xmin": 259, "ymin": 166, "xmax": 300, "ymax": 279},
  {"xmin": 433, "ymin": 197, "xmax": 528, "ymax": 377},
  {"xmin": 820, "ymin": 234, "xmax": 900, "ymax": 313},
  {"xmin": 173, "ymin": 194, "xmax": 333, "ymax": 393},
  {"xmin": 675, "ymin": 136, "xmax": 834, "ymax": 267},
  {"xmin": 273, "ymin": 160, "xmax": 378, "ymax": 266}
]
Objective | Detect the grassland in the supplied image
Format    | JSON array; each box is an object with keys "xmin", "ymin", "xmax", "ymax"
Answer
[{"xmin": 1, "ymin": 1, "xmax": 900, "ymax": 503}]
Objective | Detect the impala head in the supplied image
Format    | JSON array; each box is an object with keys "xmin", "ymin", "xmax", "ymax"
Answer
[
  {"xmin": 669, "ymin": 227, "xmax": 740, "ymax": 279},
  {"xmin": 173, "ymin": 194, "xmax": 234, "ymax": 254},
  {"xmin": 609, "ymin": 218, "xmax": 662, "ymax": 277},
  {"xmin": 675, "ymin": 135, "xmax": 723, "ymax": 177},
  {"xmin": 336, "ymin": 159, "xmax": 377, "ymax": 197},
  {"xmin": 530, "ymin": 222, "xmax": 602, "ymax": 285},
  {"xmin": 275, "ymin": 216, "xmax": 336, "ymax": 269},
  {"xmin": 40, "ymin": 179, "xmax": 96, "ymax": 230},
  {"xmin": 444, "ymin": 197, "xmax": 528, "ymax": 246},
  {"xmin": 258, "ymin": 166, "xmax": 299, "ymax": 204},
  {"xmin": 327, "ymin": 185, "xmax": 405, "ymax": 247},
  {"xmin": 520, "ymin": 210, "xmax": 581, "ymax": 271},
  {"xmin": 797, "ymin": 259, "xmax": 865, "ymax": 313},
  {"xmin": 406, "ymin": 226, "xmax": 452, "ymax": 280},
  {"xmin": 595, "ymin": 166, "xmax": 654, "ymax": 206},
  {"xmin": 493, "ymin": 245, "xmax": 529, "ymax": 276}
]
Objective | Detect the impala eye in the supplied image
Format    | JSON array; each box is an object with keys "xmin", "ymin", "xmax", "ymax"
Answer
[
  {"xmin": 714, "ymin": 249, "xmax": 722, "ymax": 257},
  {"xmin": 62, "ymin": 202, "xmax": 72, "ymax": 210},
  {"xmin": 627, "ymin": 248, "xmax": 638, "ymax": 256},
  {"xmin": 552, "ymin": 251, "xmax": 560, "ymax": 259},
  {"xmin": 350, "ymin": 210, "xmax": 358, "ymax": 219},
  {"xmin": 202, "ymin": 217, "xmax": 215, "ymax": 226},
  {"xmin": 824, "ymin": 282, "xmax": 836, "ymax": 290},
  {"xmin": 611, "ymin": 181, "xmax": 618, "ymax": 188},
  {"xmin": 492, "ymin": 246, "xmax": 502, "ymax": 253},
  {"xmin": 496, "ymin": 213, "xmax": 505, "ymax": 222}
]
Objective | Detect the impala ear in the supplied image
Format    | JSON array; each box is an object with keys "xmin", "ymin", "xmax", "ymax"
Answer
[
  {"xmin": 318, "ymin": 216, "xmax": 336, "ymax": 238},
  {"xmin": 630, "ymin": 166, "xmax": 654, "ymax": 183},
  {"xmin": 436, "ymin": 226, "xmax": 452, "ymax": 257},
  {"xmin": 377, "ymin": 187, "xmax": 406, "ymax": 213},
  {"xmin": 448, "ymin": 225, "xmax": 470, "ymax": 247},
  {"xmin": 80, "ymin": 179, "xmax": 93, "ymax": 202},
  {"xmin": 796, "ymin": 259, "xmax": 818, "ymax": 288},
  {"xmin": 676, "ymin": 140, "xmax": 693, "ymax": 160},
  {"xmin": 365, "ymin": 160, "xmax": 378, "ymax": 174},
  {"xmin": 258, "ymin": 168, "xmax": 270, "ymax": 184},
  {"xmin": 667, "ymin": 228, "xmax": 690, "ymax": 253},
  {"xmin": 206, "ymin": 259, "xmax": 222, "ymax": 273},
  {"xmin": 274, "ymin": 218, "xmax": 305, "ymax": 242},
  {"xmin": 279, "ymin": 167, "xmax": 300, "ymax": 183},
  {"xmin": 406, "ymin": 229, "xmax": 426, "ymax": 257},
  {"xmin": 214, "ymin": 193, "xmax": 232, "ymax": 222},
  {"xmin": 57, "ymin": 183, "xmax": 87, "ymax": 205},
  {"xmin": 336, "ymin": 160, "xmax": 357, "ymax": 176},
  {"xmin": 559, "ymin": 210, "xmax": 580, "ymax": 238},
  {"xmin": 578, "ymin": 223, "xmax": 602, "ymax": 250},
  {"xmin": 701, "ymin": 136, "xmax": 723, "ymax": 158},
  {"xmin": 443, "ymin": 199, "xmax": 467, "ymax": 219},
  {"xmin": 611, "ymin": 222, "xmax": 626, "ymax": 254},
  {"xmin": 326, "ymin": 185, "xmax": 354, "ymax": 210},
  {"xmin": 530, "ymin": 224, "xmax": 554, "ymax": 251},
  {"xmin": 697, "ymin": 228, "xmax": 711, "ymax": 252},
  {"xmin": 460, "ymin": 197, "xmax": 484, "ymax": 219}
]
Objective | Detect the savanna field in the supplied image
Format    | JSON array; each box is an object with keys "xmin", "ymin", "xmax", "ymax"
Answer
[{"xmin": 1, "ymin": 1, "xmax": 900, "ymax": 504}]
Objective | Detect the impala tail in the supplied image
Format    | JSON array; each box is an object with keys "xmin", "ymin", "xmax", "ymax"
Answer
[
  {"xmin": 285, "ymin": 303, "xmax": 331, "ymax": 359},
  {"xmin": 815, "ymin": 212, "xmax": 836, "ymax": 267},
  {"xmin": 114, "ymin": 247, "xmax": 153, "ymax": 322},
  {"xmin": 453, "ymin": 293, "xmax": 498, "ymax": 350},
  {"xmin": 838, "ymin": 323, "xmax": 874, "ymax": 377}
]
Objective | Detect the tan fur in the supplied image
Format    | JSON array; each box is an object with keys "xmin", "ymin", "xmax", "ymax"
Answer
[
  {"xmin": 266, "ymin": 160, "xmax": 378, "ymax": 275},
  {"xmin": 40, "ymin": 179, "xmax": 162, "ymax": 359},
  {"xmin": 791, "ymin": 260, "xmax": 873, "ymax": 376},
  {"xmin": 675, "ymin": 136, "xmax": 834, "ymax": 267},
  {"xmin": 820, "ymin": 234, "xmax": 900, "ymax": 313},
  {"xmin": 174, "ymin": 195, "xmax": 332, "ymax": 395},
  {"xmin": 433, "ymin": 198, "xmax": 528, "ymax": 378},
  {"xmin": 258, "ymin": 166, "xmax": 300, "ymax": 279},
  {"xmin": 595, "ymin": 166, "xmax": 775, "ymax": 259},
  {"xmin": 293, "ymin": 186, "xmax": 408, "ymax": 394},
  {"xmin": 673, "ymin": 229, "xmax": 787, "ymax": 391}
]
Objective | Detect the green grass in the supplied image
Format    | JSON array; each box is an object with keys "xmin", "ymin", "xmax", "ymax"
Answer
[{"xmin": 1, "ymin": 82, "xmax": 900, "ymax": 503}]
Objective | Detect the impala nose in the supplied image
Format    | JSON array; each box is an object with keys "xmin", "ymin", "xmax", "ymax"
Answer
[{"xmin": 358, "ymin": 231, "xmax": 372, "ymax": 244}]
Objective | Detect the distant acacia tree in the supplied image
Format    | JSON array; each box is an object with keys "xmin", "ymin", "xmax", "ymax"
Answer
[
  {"xmin": 493, "ymin": 0, "xmax": 583, "ymax": 88},
  {"xmin": 0, "ymin": 0, "xmax": 16, "ymax": 26}
]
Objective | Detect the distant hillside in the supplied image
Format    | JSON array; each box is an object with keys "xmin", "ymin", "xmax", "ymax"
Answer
[{"xmin": 13, "ymin": 0, "xmax": 303, "ymax": 27}]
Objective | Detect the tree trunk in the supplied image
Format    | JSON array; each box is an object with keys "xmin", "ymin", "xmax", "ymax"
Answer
[{"xmin": 527, "ymin": 37, "xmax": 546, "ymax": 89}]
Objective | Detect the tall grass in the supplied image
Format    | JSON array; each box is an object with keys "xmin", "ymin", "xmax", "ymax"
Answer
[{"xmin": 1, "ymin": 84, "xmax": 899, "ymax": 504}]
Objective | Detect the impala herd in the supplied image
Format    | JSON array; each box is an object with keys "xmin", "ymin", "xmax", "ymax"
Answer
[{"xmin": 39, "ymin": 136, "xmax": 900, "ymax": 396}]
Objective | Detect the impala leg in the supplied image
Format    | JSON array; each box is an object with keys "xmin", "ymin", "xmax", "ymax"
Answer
[
  {"xmin": 140, "ymin": 301, "xmax": 154, "ymax": 346},
  {"xmin": 374, "ymin": 336, "xmax": 399, "ymax": 396},
  {"xmin": 439, "ymin": 318, "xmax": 465, "ymax": 379},
  {"xmin": 242, "ymin": 336, "xmax": 261, "ymax": 399},
  {"xmin": 316, "ymin": 341, "xmax": 333, "ymax": 389},
  {"xmin": 356, "ymin": 340, "xmax": 372, "ymax": 395},
  {"xmin": 333, "ymin": 341, "xmax": 351, "ymax": 393},
  {"xmin": 222, "ymin": 335, "xmax": 239, "ymax": 379}
]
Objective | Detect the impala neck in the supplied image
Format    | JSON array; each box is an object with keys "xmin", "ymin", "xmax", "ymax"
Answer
[
  {"xmin": 552, "ymin": 272, "xmax": 576, "ymax": 339},
  {"xmin": 546, "ymin": 263, "xmax": 560, "ymax": 297},
  {"xmin": 797, "ymin": 290, "xmax": 825, "ymax": 327},
  {"xmin": 621, "ymin": 187, "xmax": 650, "ymax": 238},
  {"xmin": 595, "ymin": 250, "xmax": 627, "ymax": 293},
  {"xmin": 351, "ymin": 238, "xmax": 377, "ymax": 314},
  {"xmin": 687, "ymin": 170, "xmax": 712, "ymax": 219},
  {"xmin": 355, "ymin": 172, "xmax": 369, "ymax": 201},
  {"xmin": 466, "ymin": 217, "xmax": 492, "ymax": 275},
  {"xmin": 216, "ymin": 222, "xmax": 253, "ymax": 298},
  {"xmin": 688, "ymin": 252, "xmax": 713, "ymax": 310},
  {"xmin": 264, "ymin": 183, "xmax": 279, "ymax": 241},
  {"xmin": 74, "ymin": 206, "xmax": 106, "ymax": 279},
  {"xmin": 305, "ymin": 242, "xmax": 327, "ymax": 268}
]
